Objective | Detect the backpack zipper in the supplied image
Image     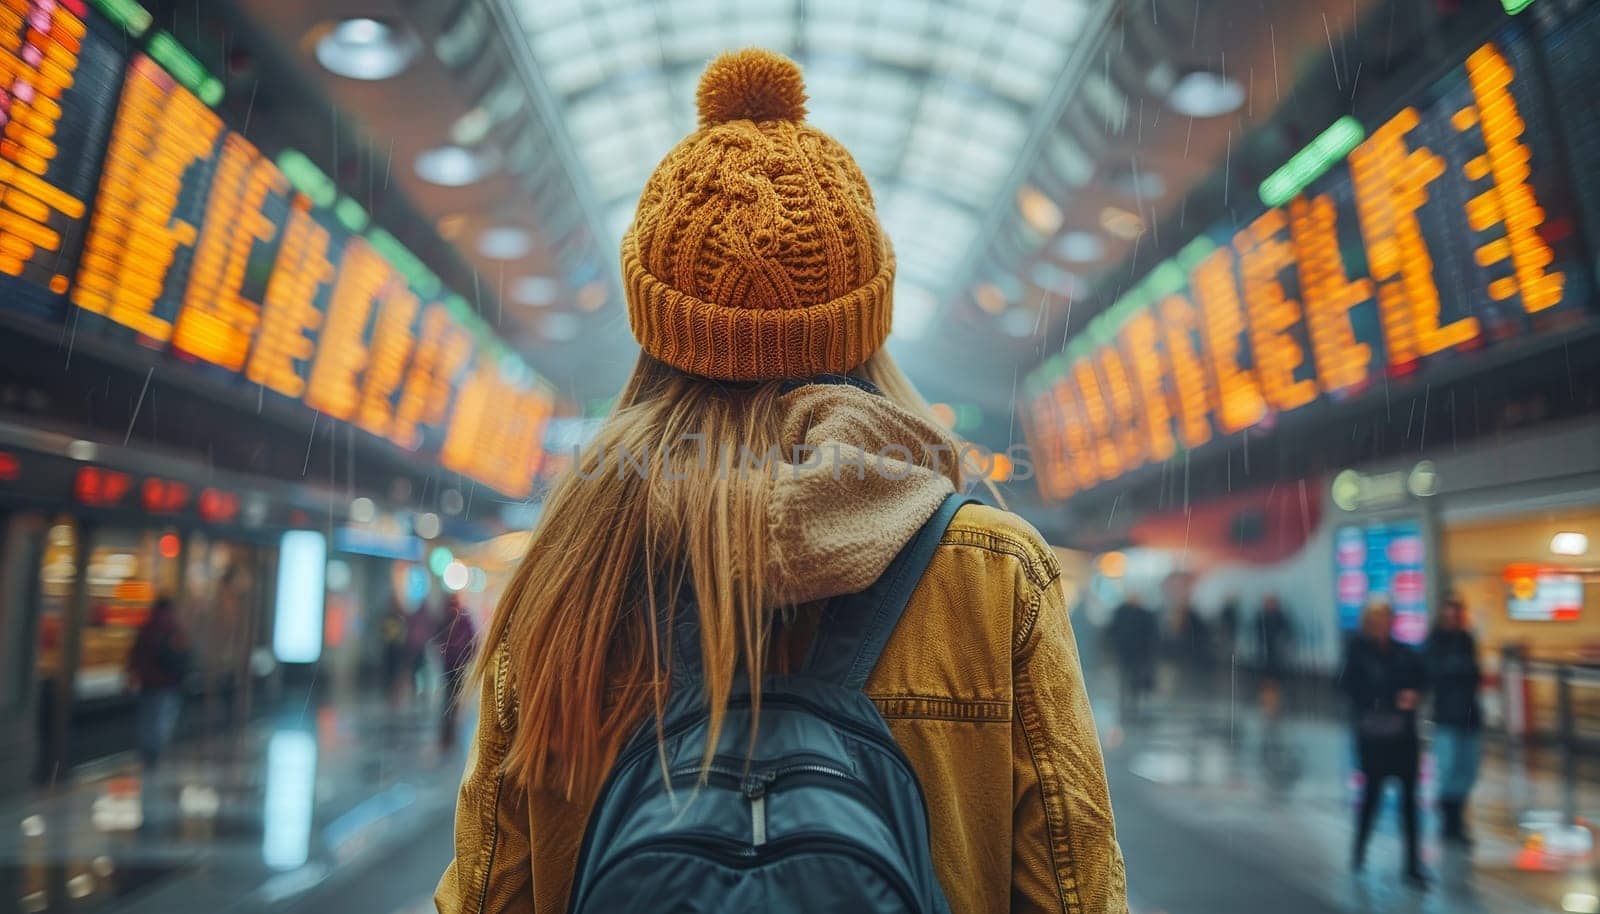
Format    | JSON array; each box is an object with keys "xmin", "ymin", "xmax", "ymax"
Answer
[
  {"xmin": 578, "ymin": 832, "xmax": 922, "ymax": 912},
  {"xmin": 669, "ymin": 759, "xmax": 890, "ymax": 843}
]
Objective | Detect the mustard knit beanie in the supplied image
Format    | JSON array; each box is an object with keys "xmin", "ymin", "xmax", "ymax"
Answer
[{"xmin": 622, "ymin": 49, "xmax": 894, "ymax": 381}]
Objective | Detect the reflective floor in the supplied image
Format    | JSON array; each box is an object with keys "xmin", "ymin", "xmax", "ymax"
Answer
[
  {"xmin": 3, "ymin": 674, "xmax": 1596, "ymax": 914},
  {"xmin": 1101, "ymin": 679, "xmax": 1600, "ymax": 914}
]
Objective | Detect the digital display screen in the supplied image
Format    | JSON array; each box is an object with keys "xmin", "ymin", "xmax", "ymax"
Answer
[
  {"xmin": 0, "ymin": 0, "xmax": 126, "ymax": 321},
  {"xmin": 1027, "ymin": 27, "xmax": 1595, "ymax": 501},
  {"xmin": 0, "ymin": 9, "xmax": 558, "ymax": 498},
  {"xmin": 1335, "ymin": 518, "xmax": 1429, "ymax": 644},
  {"xmin": 1504, "ymin": 564, "xmax": 1583, "ymax": 622}
]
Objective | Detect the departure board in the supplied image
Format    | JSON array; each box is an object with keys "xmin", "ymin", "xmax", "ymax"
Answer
[
  {"xmin": 0, "ymin": 10, "xmax": 561, "ymax": 498},
  {"xmin": 1026, "ymin": 25, "xmax": 1596, "ymax": 501},
  {"xmin": 72, "ymin": 53, "xmax": 225, "ymax": 344},
  {"xmin": 0, "ymin": 0, "xmax": 125, "ymax": 320},
  {"xmin": 1541, "ymin": 2, "xmax": 1600, "ymax": 267}
]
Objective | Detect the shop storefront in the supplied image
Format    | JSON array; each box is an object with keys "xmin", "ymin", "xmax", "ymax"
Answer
[{"xmin": 0, "ymin": 433, "xmax": 301, "ymax": 787}]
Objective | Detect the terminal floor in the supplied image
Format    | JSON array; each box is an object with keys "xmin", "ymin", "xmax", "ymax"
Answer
[{"xmin": 2, "ymin": 679, "xmax": 1595, "ymax": 914}]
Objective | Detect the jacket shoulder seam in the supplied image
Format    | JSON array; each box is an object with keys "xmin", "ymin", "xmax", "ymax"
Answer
[{"xmin": 938, "ymin": 524, "xmax": 1057, "ymax": 591}]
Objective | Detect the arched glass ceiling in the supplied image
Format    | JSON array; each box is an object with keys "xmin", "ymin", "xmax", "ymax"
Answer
[{"xmin": 513, "ymin": 0, "xmax": 1091, "ymax": 328}]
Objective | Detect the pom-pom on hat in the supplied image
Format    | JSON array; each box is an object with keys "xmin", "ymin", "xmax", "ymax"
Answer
[{"xmin": 622, "ymin": 48, "xmax": 893, "ymax": 382}]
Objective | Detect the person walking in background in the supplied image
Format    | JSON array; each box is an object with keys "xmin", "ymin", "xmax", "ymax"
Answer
[
  {"xmin": 436, "ymin": 594, "xmax": 478, "ymax": 750},
  {"xmin": 1340, "ymin": 599, "xmax": 1429, "ymax": 886},
  {"xmin": 1107, "ymin": 594, "xmax": 1158, "ymax": 723},
  {"xmin": 1426, "ymin": 595, "xmax": 1482, "ymax": 847},
  {"xmin": 1217, "ymin": 594, "xmax": 1241, "ymax": 660},
  {"xmin": 1166, "ymin": 597, "xmax": 1214, "ymax": 695},
  {"xmin": 381, "ymin": 595, "xmax": 411, "ymax": 709},
  {"xmin": 1256, "ymin": 594, "xmax": 1295, "ymax": 719},
  {"xmin": 127, "ymin": 597, "xmax": 191, "ymax": 769}
]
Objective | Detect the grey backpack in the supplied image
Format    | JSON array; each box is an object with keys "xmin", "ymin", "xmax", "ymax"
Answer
[{"xmin": 567, "ymin": 493, "xmax": 973, "ymax": 914}]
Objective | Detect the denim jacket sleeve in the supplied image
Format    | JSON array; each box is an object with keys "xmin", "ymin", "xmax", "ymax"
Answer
[
  {"xmin": 1011, "ymin": 555, "xmax": 1128, "ymax": 914},
  {"xmin": 435, "ymin": 640, "xmax": 534, "ymax": 914}
]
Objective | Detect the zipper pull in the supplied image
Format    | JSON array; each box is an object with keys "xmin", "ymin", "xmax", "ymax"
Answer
[{"xmin": 744, "ymin": 770, "xmax": 776, "ymax": 847}]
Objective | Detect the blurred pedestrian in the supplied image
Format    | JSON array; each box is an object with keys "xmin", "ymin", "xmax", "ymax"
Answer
[
  {"xmin": 1217, "ymin": 594, "xmax": 1240, "ymax": 659},
  {"xmin": 381, "ymin": 595, "xmax": 411, "ymax": 708},
  {"xmin": 406, "ymin": 599, "xmax": 438, "ymax": 695},
  {"xmin": 437, "ymin": 594, "xmax": 478, "ymax": 750},
  {"xmin": 1426, "ymin": 595, "xmax": 1482, "ymax": 846},
  {"xmin": 1166, "ymin": 599, "xmax": 1213, "ymax": 695},
  {"xmin": 1255, "ymin": 594, "xmax": 1294, "ymax": 718},
  {"xmin": 1340, "ymin": 599, "xmax": 1429, "ymax": 886},
  {"xmin": 127, "ymin": 597, "xmax": 191, "ymax": 769},
  {"xmin": 1106, "ymin": 594, "xmax": 1157, "ymax": 722}
]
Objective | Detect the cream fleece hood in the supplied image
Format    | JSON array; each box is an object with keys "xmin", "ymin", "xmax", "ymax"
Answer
[{"xmin": 762, "ymin": 380, "xmax": 963, "ymax": 606}]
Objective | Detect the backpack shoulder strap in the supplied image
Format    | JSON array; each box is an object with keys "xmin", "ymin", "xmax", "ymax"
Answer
[{"xmin": 801, "ymin": 492, "xmax": 977, "ymax": 690}]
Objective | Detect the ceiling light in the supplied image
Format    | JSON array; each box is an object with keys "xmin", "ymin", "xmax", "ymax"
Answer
[
  {"xmin": 975, "ymin": 283, "xmax": 1007, "ymax": 315},
  {"xmin": 348, "ymin": 496, "xmax": 375, "ymax": 524},
  {"xmin": 511, "ymin": 276, "xmax": 559, "ymax": 307},
  {"xmin": 1099, "ymin": 206, "xmax": 1145, "ymax": 241},
  {"xmin": 442, "ymin": 560, "xmax": 469, "ymax": 592},
  {"xmin": 1017, "ymin": 185, "xmax": 1063, "ymax": 235},
  {"xmin": 414, "ymin": 512, "xmax": 442, "ymax": 540},
  {"xmin": 314, "ymin": 18, "xmax": 419, "ymax": 81},
  {"xmin": 1406, "ymin": 460, "xmax": 1438, "ymax": 498},
  {"xmin": 1054, "ymin": 231, "xmax": 1107, "ymax": 264},
  {"xmin": 1551, "ymin": 532, "xmax": 1590, "ymax": 557},
  {"xmin": 477, "ymin": 226, "xmax": 534, "ymax": 260},
  {"xmin": 1167, "ymin": 69, "xmax": 1246, "ymax": 118},
  {"xmin": 450, "ymin": 106, "xmax": 495, "ymax": 146},
  {"xmin": 414, "ymin": 144, "xmax": 498, "ymax": 187},
  {"xmin": 576, "ymin": 281, "xmax": 608, "ymax": 312}
]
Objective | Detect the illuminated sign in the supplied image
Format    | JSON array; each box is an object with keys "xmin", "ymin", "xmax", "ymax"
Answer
[
  {"xmin": 272, "ymin": 530, "xmax": 326, "ymax": 664},
  {"xmin": 1504, "ymin": 564, "xmax": 1582, "ymax": 621},
  {"xmin": 74, "ymin": 465, "xmax": 130, "ymax": 507},
  {"xmin": 140, "ymin": 477, "xmax": 189, "ymax": 513},
  {"xmin": 0, "ymin": 13, "xmax": 558, "ymax": 498},
  {"xmin": 1335, "ymin": 519, "xmax": 1429, "ymax": 643},
  {"xmin": 1027, "ymin": 36, "xmax": 1590, "ymax": 499},
  {"xmin": 0, "ymin": 1, "xmax": 124, "ymax": 320}
]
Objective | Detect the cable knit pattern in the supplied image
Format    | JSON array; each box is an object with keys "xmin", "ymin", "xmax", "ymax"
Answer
[{"xmin": 623, "ymin": 49, "xmax": 893, "ymax": 381}]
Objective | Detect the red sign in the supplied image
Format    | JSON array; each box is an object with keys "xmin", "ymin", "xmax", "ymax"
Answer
[
  {"xmin": 198, "ymin": 487, "xmax": 240, "ymax": 524},
  {"xmin": 141, "ymin": 478, "xmax": 191, "ymax": 513},
  {"xmin": 75, "ymin": 466, "xmax": 132, "ymax": 507}
]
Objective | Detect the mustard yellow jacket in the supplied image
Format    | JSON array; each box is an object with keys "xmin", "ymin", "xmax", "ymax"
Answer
[{"xmin": 436, "ymin": 504, "xmax": 1128, "ymax": 914}]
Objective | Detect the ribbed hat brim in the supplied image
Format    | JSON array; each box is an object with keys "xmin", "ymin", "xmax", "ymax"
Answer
[{"xmin": 622, "ymin": 230, "xmax": 895, "ymax": 382}]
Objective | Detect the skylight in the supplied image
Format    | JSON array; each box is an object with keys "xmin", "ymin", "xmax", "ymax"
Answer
[{"xmin": 512, "ymin": 0, "xmax": 1088, "ymax": 309}]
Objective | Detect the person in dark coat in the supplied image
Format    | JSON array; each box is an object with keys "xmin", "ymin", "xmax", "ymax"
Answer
[
  {"xmin": 1167, "ymin": 600, "xmax": 1214, "ymax": 694},
  {"xmin": 1425, "ymin": 595, "xmax": 1482, "ymax": 846},
  {"xmin": 1106, "ymin": 595, "xmax": 1158, "ymax": 722},
  {"xmin": 1256, "ymin": 594, "xmax": 1295, "ymax": 718},
  {"xmin": 381, "ymin": 596, "xmax": 411, "ymax": 707},
  {"xmin": 127, "ymin": 597, "xmax": 191, "ymax": 768},
  {"xmin": 1217, "ymin": 595, "xmax": 1241, "ymax": 659},
  {"xmin": 1340, "ymin": 598, "xmax": 1429, "ymax": 885},
  {"xmin": 436, "ymin": 595, "xmax": 479, "ymax": 750}
]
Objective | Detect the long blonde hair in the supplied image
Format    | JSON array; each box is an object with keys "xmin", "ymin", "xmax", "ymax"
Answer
[{"xmin": 481, "ymin": 349, "xmax": 958, "ymax": 799}]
